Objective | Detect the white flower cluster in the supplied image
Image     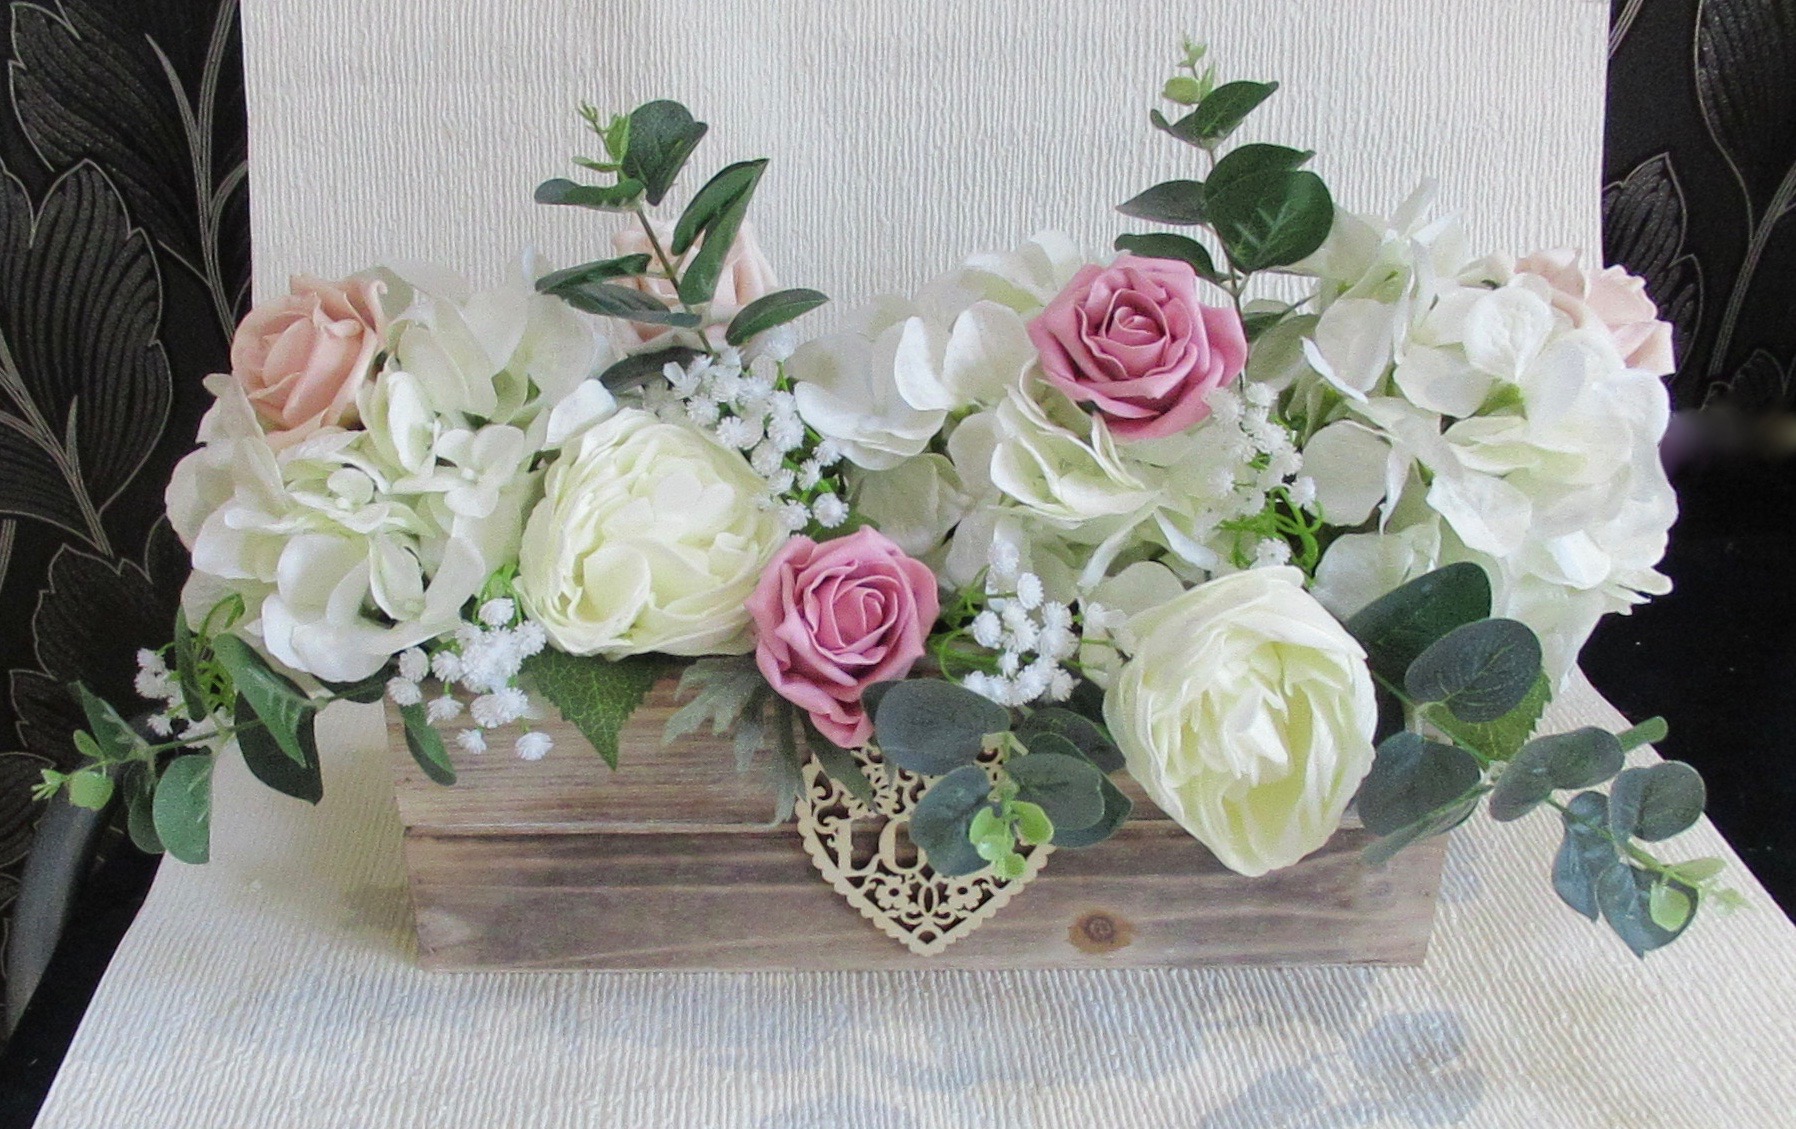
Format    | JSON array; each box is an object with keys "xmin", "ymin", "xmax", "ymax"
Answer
[
  {"xmin": 134, "ymin": 649, "xmax": 230, "ymax": 750},
  {"xmin": 960, "ymin": 545, "xmax": 1080, "ymax": 707},
  {"xmin": 643, "ymin": 350, "xmax": 848, "ymax": 532},
  {"xmin": 385, "ymin": 598, "xmax": 554, "ymax": 760},
  {"xmin": 1192, "ymin": 380, "xmax": 1311, "ymax": 569}
]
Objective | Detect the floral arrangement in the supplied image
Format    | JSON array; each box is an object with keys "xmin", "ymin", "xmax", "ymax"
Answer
[{"xmin": 40, "ymin": 43, "xmax": 1739, "ymax": 957}]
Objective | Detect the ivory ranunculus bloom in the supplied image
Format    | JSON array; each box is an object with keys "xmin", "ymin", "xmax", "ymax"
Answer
[
  {"xmin": 1104, "ymin": 567, "xmax": 1378, "ymax": 877},
  {"xmin": 516, "ymin": 409, "xmax": 787, "ymax": 657}
]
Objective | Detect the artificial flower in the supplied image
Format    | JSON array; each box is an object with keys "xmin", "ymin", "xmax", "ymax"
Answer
[{"xmin": 230, "ymin": 273, "xmax": 387, "ymax": 448}]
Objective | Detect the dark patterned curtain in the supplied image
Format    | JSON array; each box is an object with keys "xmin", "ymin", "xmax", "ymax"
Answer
[{"xmin": 0, "ymin": 0, "xmax": 249, "ymax": 1005}]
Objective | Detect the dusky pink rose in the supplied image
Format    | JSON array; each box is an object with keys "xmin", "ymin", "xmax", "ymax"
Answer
[
  {"xmin": 1515, "ymin": 249, "xmax": 1676, "ymax": 377},
  {"xmin": 611, "ymin": 220, "xmax": 778, "ymax": 347},
  {"xmin": 1026, "ymin": 255, "xmax": 1247, "ymax": 440},
  {"xmin": 745, "ymin": 527, "xmax": 940, "ymax": 747},
  {"xmin": 231, "ymin": 274, "xmax": 387, "ymax": 448}
]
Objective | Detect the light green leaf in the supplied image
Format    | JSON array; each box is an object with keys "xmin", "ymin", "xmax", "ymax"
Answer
[
  {"xmin": 67, "ymin": 681, "xmax": 147, "ymax": 764},
  {"xmin": 1667, "ymin": 856, "xmax": 1727, "ymax": 885},
  {"xmin": 1012, "ymin": 800, "xmax": 1054, "ymax": 847},
  {"xmin": 1616, "ymin": 716, "xmax": 1669, "ymax": 752},
  {"xmin": 152, "ymin": 754, "xmax": 213, "ymax": 864},
  {"xmin": 1649, "ymin": 880, "xmax": 1695, "ymax": 933},
  {"xmin": 1161, "ymin": 76, "xmax": 1204, "ymax": 105},
  {"xmin": 65, "ymin": 769, "xmax": 113, "ymax": 811},
  {"xmin": 522, "ymin": 651, "xmax": 665, "ymax": 769},
  {"xmin": 211, "ymin": 634, "xmax": 315, "ymax": 767}
]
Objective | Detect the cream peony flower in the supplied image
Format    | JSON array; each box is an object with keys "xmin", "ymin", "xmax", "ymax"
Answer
[
  {"xmin": 1104, "ymin": 567, "xmax": 1378, "ymax": 877},
  {"xmin": 516, "ymin": 409, "xmax": 787, "ymax": 657}
]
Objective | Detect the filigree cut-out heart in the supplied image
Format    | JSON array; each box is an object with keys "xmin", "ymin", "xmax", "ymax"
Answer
[{"xmin": 793, "ymin": 743, "xmax": 1051, "ymax": 955}]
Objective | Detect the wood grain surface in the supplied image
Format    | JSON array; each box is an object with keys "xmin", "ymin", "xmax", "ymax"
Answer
[{"xmin": 386, "ymin": 677, "xmax": 1446, "ymax": 970}]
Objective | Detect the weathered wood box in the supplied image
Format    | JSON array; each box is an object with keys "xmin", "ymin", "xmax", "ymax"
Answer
[{"xmin": 386, "ymin": 677, "xmax": 1446, "ymax": 970}]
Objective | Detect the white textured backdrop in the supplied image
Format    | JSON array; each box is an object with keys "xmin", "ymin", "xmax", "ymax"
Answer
[{"xmin": 241, "ymin": 0, "xmax": 1608, "ymax": 319}]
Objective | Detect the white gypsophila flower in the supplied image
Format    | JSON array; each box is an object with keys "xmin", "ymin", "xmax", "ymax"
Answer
[
  {"xmin": 456, "ymin": 728, "xmax": 487, "ymax": 754},
  {"xmin": 815, "ymin": 439, "xmax": 843, "ymax": 468},
  {"xmin": 778, "ymin": 500, "xmax": 812, "ymax": 531},
  {"xmin": 1289, "ymin": 476, "xmax": 1318, "ymax": 509},
  {"xmin": 685, "ymin": 396, "xmax": 721, "ymax": 427},
  {"xmin": 997, "ymin": 651, "xmax": 1021, "ymax": 677},
  {"xmin": 1039, "ymin": 601, "xmax": 1072, "ymax": 631},
  {"xmin": 971, "ymin": 611, "xmax": 1003, "ymax": 648},
  {"xmin": 999, "ymin": 602, "xmax": 1032, "ymax": 634},
  {"xmin": 714, "ymin": 415, "xmax": 762, "ymax": 450},
  {"xmin": 1013, "ymin": 664, "xmax": 1050, "ymax": 704},
  {"xmin": 1048, "ymin": 669, "xmax": 1076, "ymax": 702},
  {"xmin": 397, "ymin": 647, "xmax": 429, "ymax": 682},
  {"xmin": 387, "ymin": 677, "xmax": 423, "ymax": 707},
  {"xmin": 470, "ymin": 687, "xmax": 527, "ymax": 728},
  {"xmin": 766, "ymin": 468, "xmax": 796, "ymax": 494},
  {"xmin": 513, "ymin": 619, "xmax": 547, "ymax": 657},
  {"xmin": 962, "ymin": 671, "xmax": 1003, "ymax": 704},
  {"xmin": 431, "ymin": 649, "xmax": 463, "ymax": 682},
  {"xmin": 1242, "ymin": 381, "xmax": 1275, "ymax": 409},
  {"xmin": 988, "ymin": 539, "xmax": 1020, "ymax": 584},
  {"xmin": 812, "ymin": 493, "xmax": 849, "ymax": 528},
  {"xmin": 515, "ymin": 731, "xmax": 553, "ymax": 761},
  {"xmin": 478, "ymin": 598, "xmax": 515, "ymax": 627},
  {"xmin": 796, "ymin": 460, "xmax": 823, "ymax": 491},
  {"xmin": 427, "ymin": 695, "xmax": 464, "ymax": 724},
  {"xmin": 750, "ymin": 442, "xmax": 785, "ymax": 479},
  {"xmin": 1254, "ymin": 539, "xmax": 1294, "ymax": 568},
  {"xmin": 1037, "ymin": 624, "xmax": 1076, "ymax": 661},
  {"xmin": 1014, "ymin": 572, "xmax": 1044, "ymax": 611},
  {"xmin": 766, "ymin": 412, "xmax": 805, "ymax": 453},
  {"xmin": 147, "ymin": 713, "xmax": 174, "ymax": 737}
]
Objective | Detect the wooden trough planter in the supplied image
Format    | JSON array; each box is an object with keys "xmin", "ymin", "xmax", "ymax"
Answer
[{"xmin": 385, "ymin": 675, "xmax": 1447, "ymax": 971}]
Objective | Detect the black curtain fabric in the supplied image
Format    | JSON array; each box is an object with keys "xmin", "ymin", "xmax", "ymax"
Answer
[
  {"xmin": 0, "ymin": 0, "xmax": 250, "ymax": 1009},
  {"xmin": 0, "ymin": 0, "xmax": 1788, "ymax": 1046}
]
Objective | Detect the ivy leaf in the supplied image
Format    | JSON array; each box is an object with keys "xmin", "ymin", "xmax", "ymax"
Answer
[
  {"xmin": 1609, "ymin": 762, "xmax": 1706, "ymax": 842},
  {"xmin": 211, "ymin": 634, "xmax": 315, "ymax": 767},
  {"xmin": 1112, "ymin": 233, "xmax": 1224, "ymax": 285},
  {"xmin": 1404, "ymin": 619, "xmax": 1543, "ymax": 724},
  {"xmin": 621, "ymin": 100, "xmax": 708, "ymax": 205},
  {"xmin": 1187, "ymin": 80, "xmax": 1279, "ymax": 145},
  {"xmin": 152, "ymin": 753, "xmax": 212, "ymax": 864},
  {"xmin": 235, "ymin": 696, "xmax": 322, "ymax": 804},
  {"xmin": 908, "ymin": 764, "xmax": 994, "ymax": 877},
  {"xmin": 1346, "ymin": 562, "xmax": 1492, "ymax": 687},
  {"xmin": 400, "ymin": 702, "xmax": 455, "ymax": 786},
  {"xmin": 521, "ymin": 651, "xmax": 665, "ymax": 769},
  {"xmin": 725, "ymin": 288, "xmax": 829, "ymax": 346},
  {"xmin": 533, "ymin": 177, "xmax": 646, "ymax": 212},
  {"xmin": 873, "ymin": 679, "xmax": 1009, "ymax": 776},
  {"xmin": 1117, "ymin": 180, "xmax": 1207, "ymax": 225}
]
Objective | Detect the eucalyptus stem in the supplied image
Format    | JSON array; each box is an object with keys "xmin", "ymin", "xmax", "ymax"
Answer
[{"xmin": 632, "ymin": 206, "xmax": 717, "ymax": 358}]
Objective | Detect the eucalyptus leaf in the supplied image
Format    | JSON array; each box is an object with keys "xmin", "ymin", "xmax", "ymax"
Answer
[
  {"xmin": 67, "ymin": 681, "xmax": 146, "ymax": 764},
  {"xmin": 1017, "ymin": 708, "xmax": 1123, "ymax": 773},
  {"xmin": 210, "ymin": 635, "xmax": 316, "ymax": 767},
  {"xmin": 1113, "ymin": 233, "xmax": 1224, "ymax": 284},
  {"xmin": 1187, "ymin": 80, "xmax": 1279, "ymax": 144},
  {"xmin": 533, "ymin": 177, "xmax": 646, "ymax": 212},
  {"xmin": 1207, "ymin": 167, "xmax": 1334, "ymax": 273},
  {"xmin": 676, "ymin": 163, "xmax": 765, "ymax": 307},
  {"xmin": 1489, "ymin": 728, "xmax": 1624, "ymax": 822},
  {"xmin": 535, "ymin": 254, "xmax": 655, "ymax": 294},
  {"xmin": 172, "ymin": 610, "xmax": 206, "ymax": 719},
  {"xmin": 1597, "ymin": 862, "xmax": 1696, "ymax": 957},
  {"xmin": 65, "ymin": 769, "xmax": 113, "ymax": 811},
  {"xmin": 236, "ymin": 696, "xmax": 323, "ymax": 804},
  {"xmin": 621, "ymin": 100, "xmax": 708, "ymax": 205},
  {"xmin": 1116, "ymin": 179, "xmax": 1207, "ymax": 225},
  {"xmin": 1049, "ymin": 772, "xmax": 1132, "ymax": 849},
  {"xmin": 1346, "ymin": 562, "xmax": 1492, "ymax": 687},
  {"xmin": 1007, "ymin": 745, "xmax": 1106, "ymax": 832},
  {"xmin": 1405, "ymin": 618, "xmax": 1542, "ymax": 723},
  {"xmin": 1363, "ymin": 791, "xmax": 1483, "ymax": 868},
  {"xmin": 400, "ymin": 702, "xmax": 456, "ymax": 786},
  {"xmin": 1609, "ymin": 762, "xmax": 1706, "ymax": 842},
  {"xmin": 725, "ymin": 288, "xmax": 829, "ymax": 346},
  {"xmin": 873, "ymin": 679, "xmax": 1009, "ymax": 776},
  {"xmin": 152, "ymin": 754, "xmax": 213, "ymax": 864},
  {"xmin": 1616, "ymin": 716, "xmax": 1669, "ymax": 752},
  {"xmin": 1430, "ymin": 672, "xmax": 1551, "ymax": 761},
  {"xmin": 671, "ymin": 159, "xmax": 767, "ymax": 256},
  {"xmin": 546, "ymin": 280, "xmax": 701, "ymax": 327},
  {"xmin": 1012, "ymin": 801, "xmax": 1054, "ymax": 847},
  {"xmin": 597, "ymin": 346, "xmax": 704, "ymax": 393},
  {"xmin": 1552, "ymin": 791, "xmax": 1615, "ymax": 921},
  {"xmin": 908, "ymin": 764, "xmax": 994, "ymax": 877},
  {"xmin": 1648, "ymin": 880, "xmax": 1696, "ymax": 933},
  {"xmin": 122, "ymin": 764, "xmax": 161, "ymax": 854},
  {"xmin": 1355, "ymin": 731, "xmax": 1484, "ymax": 837}
]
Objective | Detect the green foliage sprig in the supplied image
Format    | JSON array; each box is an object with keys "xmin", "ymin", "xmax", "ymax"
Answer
[{"xmin": 1347, "ymin": 563, "xmax": 1738, "ymax": 956}]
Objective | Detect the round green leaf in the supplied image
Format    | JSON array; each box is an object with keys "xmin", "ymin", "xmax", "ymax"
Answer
[
  {"xmin": 65, "ymin": 769, "xmax": 114, "ymax": 811},
  {"xmin": 1017, "ymin": 708, "xmax": 1123, "ymax": 773},
  {"xmin": 874, "ymin": 680, "xmax": 1010, "ymax": 776},
  {"xmin": 1490, "ymin": 728, "xmax": 1624, "ymax": 822},
  {"xmin": 1552, "ymin": 791, "xmax": 1613, "ymax": 921},
  {"xmin": 620, "ymin": 100, "xmax": 708, "ymax": 205},
  {"xmin": 1346, "ymin": 562, "xmax": 1493, "ymax": 686},
  {"xmin": 1596, "ymin": 862, "xmax": 1694, "ymax": 956},
  {"xmin": 1609, "ymin": 761, "xmax": 1706, "ymax": 842},
  {"xmin": 1048, "ymin": 773, "xmax": 1132, "ymax": 849},
  {"xmin": 1012, "ymin": 801, "xmax": 1054, "ymax": 847},
  {"xmin": 1007, "ymin": 745, "xmax": 1106, "ymax": 832},
  {"xmin": 908, "ymin": 764, "xmax": 993, "ymax": 877},
  {"xmin": 152, "ymin": 754, "xmax": 213, "ymax": 864},
  {"xmin": 1355, "ymin": 731, "xmax": 1484, "ymax": 837},
  {"xmin": 1404, "ymin": 618, "xmax": 1542, "ymax": 723}
]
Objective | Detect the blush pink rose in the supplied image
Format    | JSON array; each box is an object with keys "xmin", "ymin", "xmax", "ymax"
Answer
[
  {"xmin": 745, "ymin": 527, "xmax": 940, "ymax": 747},
  {"xmin": 231, "ymin": 274, "xmax": 387, "ymax": 448},
  {"xmin": 1026, "ymin": 255, "xmax": 1248, "ymax": 440},
  {"xmin": 611, "ymin": 220, "xmax": 778, "ymax": 347},
  {"xmin": 1515, "ymin": 249, "xmax": 1676, "ymax": 377}
]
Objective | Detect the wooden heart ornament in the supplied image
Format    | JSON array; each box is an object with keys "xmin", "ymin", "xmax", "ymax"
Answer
[{"xmin": 793, "ymin": 743, "xmax": 1052, "ymax": 955}]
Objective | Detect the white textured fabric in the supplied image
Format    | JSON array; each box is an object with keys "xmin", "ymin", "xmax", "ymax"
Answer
[
  {"xmin": 34, "ymin": 675, "xmax": 1796, "ymax": 1127},
  {"xmin": 240, "ymin": 0, "xmax": 1610, "ymax": 317}
]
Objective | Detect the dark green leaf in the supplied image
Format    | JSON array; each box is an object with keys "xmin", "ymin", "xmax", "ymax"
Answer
[
  {"xmin": 873, "ymin": 679, "xmax": 1010, "ymax": 776},
  {"xmin": 1609, "ymin": 762, "xmax": 1706, "ymax": 842},
  {"xmin": 1112, "ymin": 233, "xmax": 1223, "ymax": 284},
  {"xmin": 1208, "ymin": 167, "xmax": 1335, "ymax": 273},
  {"xmin": 1007, "ymin": 744, "xmax": 1106, "ymax": 832},
  {"xmin": 152, "ymin": 754, "xmax": 212, "ymax": 864},
  {"xmin": 805, "ymin": 721, "xmax": 876, "ymax": 808},
  {"xmin": 861, "ymin": 681, "xmax": 900, "ymax": 721},
  {"xmin": 1017, "ymin": 708, "xmax": 1123, "ymax": 773},
  {"xmin": 725, "ymin": 288, "xmax": 829, "ymax": 346},
  {"xmin": 533, "ymin": 177, "xmax": 646, "ymax": 212},
  {"xmin": 521, "ymin": 651, "xmax": 665, "ymax": 770},
  {"xmin": 1489, "ymin": 727, "xmax": 1624, "ymax": 822},
  {"xmin": 400, "ymin": 701, "xmax": 455, "ymax": 786},
  {"xmin": 1187, "ymin": 80, "xmax": 1279, "ymax": 144},
  {"xmin": 621, "ymin": 100, "xmax": 708, "ymax": 205},
  {"xmin": 1553, "ymin": 791, "xmax": 1614, "ymax": 920},
  {"xmin": 1149, "ymin": 107, "xmax": 1204, "ymax": 145},
  {"xmin": 1363, "ymin": 791, "xmax": 1483, "ymax": 868},
  {"xmin": 597, "ymin": 346, "xmax": 704, "ymax": 392},
  {"xmin": 1356, "ymin": 731, "xmax": 1484, "ymax": 837},
  {"xmin": 1432, "ymin": 672, "xmax": 1551, "ymax": 761},
  {"xmin": 172, "ymin": 611, "xmax": 206, "ymax": 719},
  {"xmin": 211, "ymin": 634, "xmax": 315, "ymax": 767},
  {"xmin": 1347, "ymin": 563, "xmax": 1493, "ymax": 687},
  {"xmin": 675, "ymin": 161, "xmax": 767, "ymax": 306},
  {"xmin": 1405, "ymin": 618, "xmax": 1542, "ymax": 723},
  {"xmin": 671, "ymin": 158, "xmax": 767, "ymax": 256},
  {"xmin": 535, "ymin": 255, "xmax": 655, "ymax": 294},
  {"xmin": 236, "ymin": 696, "xmax": 322, "ymax": 804},
  {"xmin": 122, "ymin": 764, "xmax": 161, "ymax": 854},
  {"xmin": 67, "ymin": 681, "xmax": 146, "ymax": 764},
  {"xmin": 1205, "ymin": 143, "xmax": 1314, "ymax": 198},
  {"xmin": 1597, "ymin": 863, "xmax": 1696, "ymax": 957},
  {"xmin": 1241, "ymin": 308, "xmax": 1290, "ymax": 341},
  {"xmin": 320, "ymin": 672, "xmax": 389, "ymax": 705},
  {"xmin": 547, "ymin": 280, "xmax": 701, "ymax": 327},
  {"xmin": 1116, "ymin": 179, "xmax": 1207, "ymax": 225},
  {"xmin": 1064, "ymin": 679, "xmax": 1107, "ymax": 727},
  {"xmin": 909, "ymin": 764, "xmax": 994, "ymax": 877},
  {"xmin": 1049, "ymin": 772, "xmax": 1132, "ymax": 849}
]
